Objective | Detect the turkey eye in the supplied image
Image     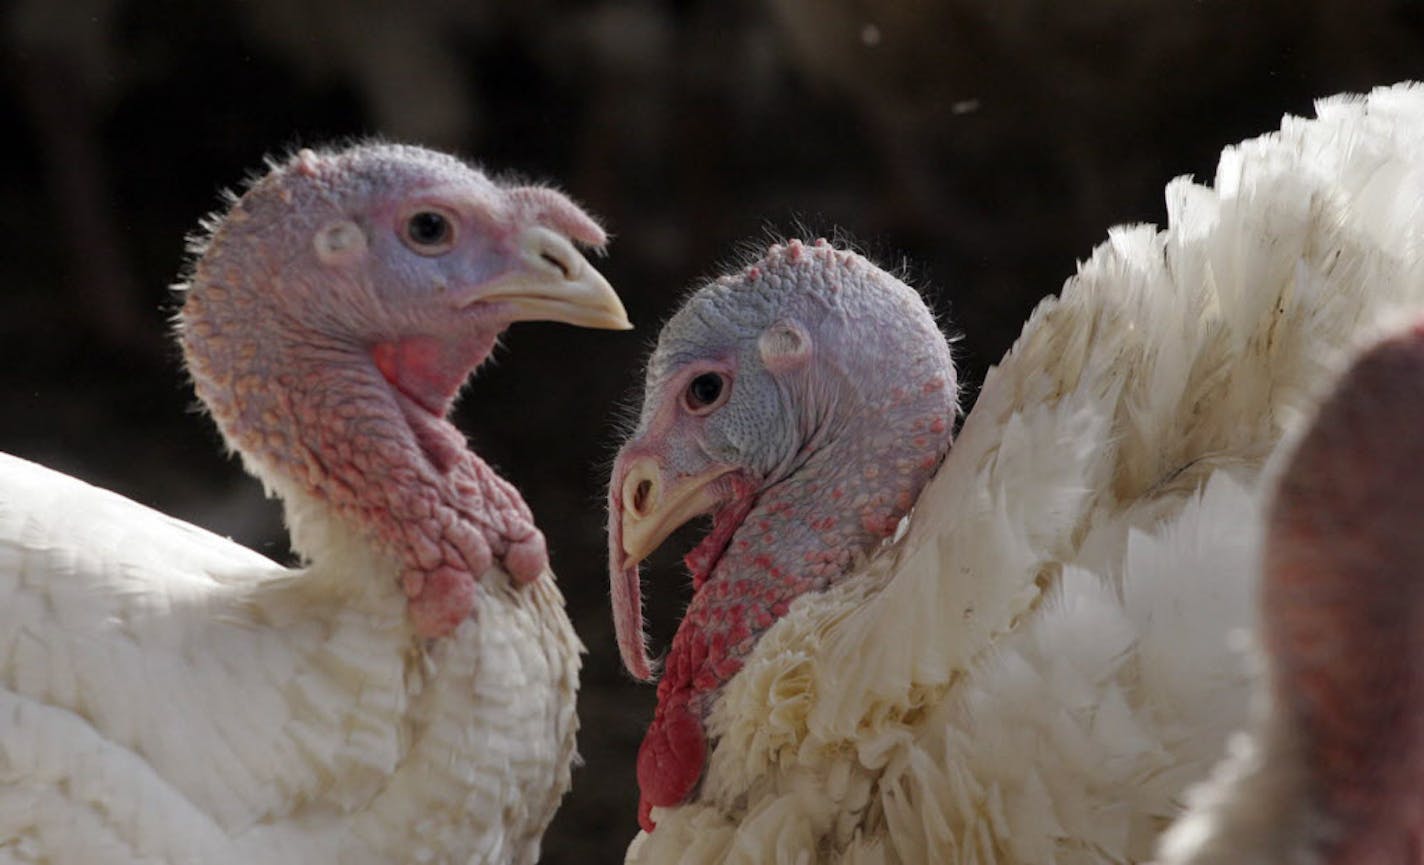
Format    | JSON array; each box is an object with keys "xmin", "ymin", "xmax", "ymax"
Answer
[
  {"xmin": 404, "ymin": 211, "xmax": 453, "ymax": 251},
  {"xmin": 685, "ymin": 372, "xmax": 728, "ymax": 412}
]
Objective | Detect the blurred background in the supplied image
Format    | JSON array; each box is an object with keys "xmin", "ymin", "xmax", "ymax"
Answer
[{"xmin": 3, "ymin": 1, "xmax": 1423, "ymax": 860}]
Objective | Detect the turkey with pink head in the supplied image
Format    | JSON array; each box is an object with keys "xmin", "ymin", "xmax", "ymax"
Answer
[
  {"xmin": 0, "ymin": 143, "xmax": 629, "ymax": 864},
  {"xmin": 1157, "ymin": 319, "xmax": 1424, "ymax": 865},
  {"xmin": 610, "ymin": 82, "xmax": 1424, "ymax": 864}
]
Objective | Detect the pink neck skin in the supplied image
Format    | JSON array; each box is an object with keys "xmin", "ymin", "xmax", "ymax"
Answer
[
  {"xmin": 636, "ymin": 378, "xmax": 953, "ymax": 829},
  {"xmin": 181, "ymin": 278, "xmax": 546, "ymax": 639},
  {"xmin": 1263, "ymin": 326, "xmax": 1424, "ymax": 864}
]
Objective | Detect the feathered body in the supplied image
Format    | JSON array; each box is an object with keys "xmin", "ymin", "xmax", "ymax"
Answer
[
  {"xmin": 622, "ymin": 83, "xmax": 1424, "ymax": 863},
  {"xmin": 0, "ymin": 144, "xmax": 630, "ymax": 864},
  {"xmin": 0, "ymin": 456, "xmax": 578, "ymax": 863}
]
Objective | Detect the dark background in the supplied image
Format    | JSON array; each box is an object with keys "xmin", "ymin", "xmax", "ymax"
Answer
[{"xmin": 4, "ymin": 1, "xmax": 1423, "ymax": 860}]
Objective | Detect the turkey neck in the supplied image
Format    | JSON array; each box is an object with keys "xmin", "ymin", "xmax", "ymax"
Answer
[
  {"xmin": 662, "ymin": 398, "xmax": 954, "ymax": 719},
  {"xmin": 635, "ymin": 396, "xmax": 951, "ymax": 823},
  {"xmin": 178, "ymin": 271, "xmax": 537, "ymax": 629}
]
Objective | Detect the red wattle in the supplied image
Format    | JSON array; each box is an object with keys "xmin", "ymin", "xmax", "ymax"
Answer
[
  {"xmin": 372, "ymin": 337, "xmax": 461, "ymax": 416},
  {"xmin": 372, "ymin": 332, "xmax": 494, "ymax": 419},
  {"xmin": 635, "ymin": 700, "xmax": 706, "ymax": 830}
]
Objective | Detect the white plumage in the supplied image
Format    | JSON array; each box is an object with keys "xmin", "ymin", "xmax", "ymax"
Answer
[
  {"xmin": 0, "ymin": 462, "xmax": 579, "ymax": 864},
  {"xmin": 0, "ymin": 143, "xmax": 630, "ymax": 864},
  {"xmin": 628, "ymin": 82, "xmax": 1424, "ymax": 864}
]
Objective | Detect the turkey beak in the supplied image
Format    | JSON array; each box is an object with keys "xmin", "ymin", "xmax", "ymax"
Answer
[
  {"xmin": 477, "ymin": 226, "xmax": 632, "ymax": 330},
  {"xmin": 619, "ymin": 459, "xmax": 730, "ymax": 567},
  {"xmin": 609, "ymin": 455, "xmax": 732, "ymax": 681}
]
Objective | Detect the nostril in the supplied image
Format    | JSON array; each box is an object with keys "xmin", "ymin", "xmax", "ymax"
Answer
[
  {"xmin": 621, "ymin": 458, "xmax": 663, "ymax": 522},
  {"xmin": 632, "ymin": 479, "xmax": 653, "ymax": 516},
  {"xmin": 540, "ymin": 250, "xmax": 572, "ymax": 279},
  {"xmin": 520, "ymin": 226, "xmax": 582, "ymax": 280}
]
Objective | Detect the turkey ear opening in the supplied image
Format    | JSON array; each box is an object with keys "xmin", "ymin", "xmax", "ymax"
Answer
[
  {"xmin": 759, "ymin": 319, "xmax": 812, "ymax": 373},
  {"xmin": 314, "ymin": 219, "xmax": 369, "ymax": 266}
]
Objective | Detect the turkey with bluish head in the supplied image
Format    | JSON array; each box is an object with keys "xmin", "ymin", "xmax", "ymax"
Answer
[
  {"xmin": 0, "ymin": 143, "xmax": 629, "ymax": 864},
  {"xmin": 609, "ymin": 240, "xmax": 957, "ymax": 828},
  {"xmin": 609, "ymin": 82, "xmax": 1424, "ymax": 863}
]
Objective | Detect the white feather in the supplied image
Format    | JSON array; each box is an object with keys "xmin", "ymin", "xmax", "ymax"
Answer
[
  {"xmin": 0, "ymin": 450, "xmax": 582, "ymax": 864},
  {"xmin": 628, "ymin": 81, "xmax": 1424, "ymax": 864}
]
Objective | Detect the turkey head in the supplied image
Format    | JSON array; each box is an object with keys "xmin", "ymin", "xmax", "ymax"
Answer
[
  {"xmin": 608, "ymin": 239, "xmax": 957, "ymax": 829},
  {"xmin": 179, "ymin": 144, "xmax": 630, "ymax": 637}
]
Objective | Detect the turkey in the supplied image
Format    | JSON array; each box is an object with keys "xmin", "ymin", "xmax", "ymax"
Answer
[
  {"xmin": 0, "ymin": 143, "xmax": 630, "ymax": 864},
  {"xmin": 607, "ymin": 81, "xmax": 1424, "ymax": 863},
  {"xmin": 1153, "ymin": 318, "xmax": 1424, "ymax": 865}
]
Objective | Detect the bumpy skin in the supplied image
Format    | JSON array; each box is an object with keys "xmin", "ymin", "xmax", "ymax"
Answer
[
  {"xmin": 181, "ymin": 144, "xmax": 615, "ymax": 636},
  {"xmin": 609, "ymin": 239, "xmax": 957, "ymax": 828}
]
